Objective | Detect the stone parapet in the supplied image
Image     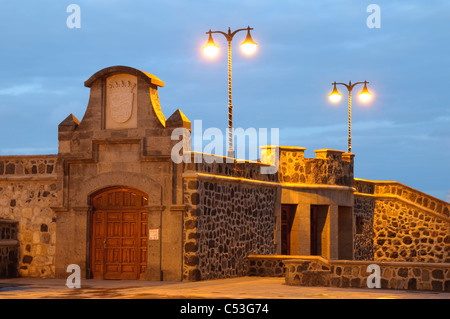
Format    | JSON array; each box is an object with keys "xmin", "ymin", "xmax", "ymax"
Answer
[
  {"xmin": 260, "ymin": 146, "xmax": 353, "ymax": 187},
  {"xmin": 247, "ymin": 255, "xmax": 327, "ymax": 277},
  {"xmin": 354, "ymin": 178, "xmax": 450, "ymax": 263},
  {"xmin": 354, "ymin": 179, "xmax": 449, "ymax": 220},
  {"xmin": 0, "ymin": 155, "xmax": 57, "ymax": 179},
  {"xmin": 183, "ymin": 151, "xmax": 277, "ymax": 183}
]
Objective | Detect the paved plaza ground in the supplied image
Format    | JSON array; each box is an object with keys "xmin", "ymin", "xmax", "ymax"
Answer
[
  {"xmin": 1, "ymin": 276, "xmax": 447, "ymax": 317},
  {"xmin": 1, "ymin": 276, "xmax": 449, "ymax": 299}
]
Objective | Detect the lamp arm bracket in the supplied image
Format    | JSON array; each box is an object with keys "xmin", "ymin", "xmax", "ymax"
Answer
[
  {"xmin": 334, "ymin": 81, "xmax": 368, "ymax": 92},
  {"xmin": 207, "ymin": 27, "xmax": 253, "ymax": 42}
]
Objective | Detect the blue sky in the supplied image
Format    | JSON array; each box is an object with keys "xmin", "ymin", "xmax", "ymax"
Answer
[{"xmin": 0, "ymin": 1, "xmax": 449, "ymax": 201}]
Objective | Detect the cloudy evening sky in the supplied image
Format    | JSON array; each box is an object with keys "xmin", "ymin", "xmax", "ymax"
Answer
[{"xmin": 0, "ymin": 1, "xmax": 449, "ymax": 201}]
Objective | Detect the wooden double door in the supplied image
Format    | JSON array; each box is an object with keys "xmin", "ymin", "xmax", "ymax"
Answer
[{"xmin": 90, "ymin": 187, "xmax": 148, "ymax": 280}]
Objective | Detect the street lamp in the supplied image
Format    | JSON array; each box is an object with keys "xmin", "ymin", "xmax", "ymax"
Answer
[
  {"xmin": 329, "ymin": 81, "xmax": 372, "ymax": 153},
  {"xmin": 203, "ymin": 26, "xmax": 257, "ymax": 158}
]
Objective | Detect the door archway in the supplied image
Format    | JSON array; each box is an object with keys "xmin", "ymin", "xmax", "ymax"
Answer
[{"xmin": 90, "ymin": 186, "xmax": 148, "ymax": 279}]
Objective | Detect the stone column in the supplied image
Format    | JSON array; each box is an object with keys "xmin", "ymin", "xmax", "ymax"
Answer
[
  {"xmin": 329, "ymin": 204, "xmax": 339, "ymax": 260},
  {"xmin": 161, "ymin": 205, "xmax": 184, "ymax": 281},
  {"xmin": 54, "ymin": 206, "xmax": 89, "ymax": 279},
  {"xmin": 297, "ymin": 203, "xmax": 311, "ymax": 255},
  {"xmin": 145, "ymin": 205, "xmax": 163, "ymax": 281}
]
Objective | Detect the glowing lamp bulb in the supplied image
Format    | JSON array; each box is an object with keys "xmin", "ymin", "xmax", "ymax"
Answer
[
  {"xmin": 203, "ymin": 33, "xmax": 219, "ymax": 58},
  {"xmin": 240, "ymin": 29, "xmax": 257, "ymax": 55},
  {"xmin": 358, "ymin": 82, "xmax": 371, "ymax": 103},
  {"xmin": 329, "ymin": 84, "xmax": 342, "ymax": 103}
]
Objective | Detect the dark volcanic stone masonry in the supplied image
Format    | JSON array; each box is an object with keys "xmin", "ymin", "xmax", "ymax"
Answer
[{"xmin": 184, "ymin": 179, "xmax": 277, "ymax": 281}]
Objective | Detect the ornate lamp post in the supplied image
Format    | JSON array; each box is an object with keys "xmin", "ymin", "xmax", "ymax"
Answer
[
  {"xmin": 203, "ymin": 26, "xmax": 257, "ymax": 158},
  {"xmin": 329, "ymin": 80, "xmax": 372, "ymax": 153}
]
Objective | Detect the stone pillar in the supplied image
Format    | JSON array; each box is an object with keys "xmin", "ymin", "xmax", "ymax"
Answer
[
  {"xmin": 54, "ymin": 207, "xmax": 89, "ymax": 279},
  {"xmin": 329, "ymin": 204, "xmax": 339, "ymax": 260},
  {"xmin": 161, "ymin": 205, "xmax": 184, "ymax": 281},
  {"xmin": 297, "ymin": 203, "xmax": 311, "ymax": 255},
  {"xmin": 261, "ymin": 146, "xmax": 307, "ymax": 183},
  {"xmin": 145, "ymin": 205, "xmax": 163, "ymax": 281}
]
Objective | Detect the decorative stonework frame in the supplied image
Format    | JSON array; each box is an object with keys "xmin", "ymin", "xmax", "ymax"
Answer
[{"xmin": 105, "ymin": 74, "xmax": 138, "ymax": 130}]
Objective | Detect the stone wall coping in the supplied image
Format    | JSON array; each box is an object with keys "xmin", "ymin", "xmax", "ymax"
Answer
[
  {"xmin": 355, "ymin": 178, "xmax": 448, "ymax": 204},
  {"xmin": 182, "ymin": 172, "xmax": 357, "ymax": 192},
  {"xmin": 186, "ymin": 151, "xmax": 269, "ymax": 166},
  {"xmin": 260, "ymin": 145, "xmax": 307, "ymax": 151},
  {"xmin": 0, "ymin": 154, "xmax": 57, "ymax": 160},
  {"xmin": 0, "ymin": 239, "xmax": 19, "ymax": 247},
  {"xmin": 281, "ymin": 183, "xmax": 355, "ymax": 192},
  {"xmin": 182, "ymin": 172, "xmax": 280, "ymax": 188},
  {"xmin": 354, "ymin": 178, "xmax": 450, "ymax": 223},
  {"xmin": 266, "ymin": 256, "xmax": 450, "ymax": 269},
  {"xmin": 314, "ymin": 149, "xmax": 345, "ymax": 160},
  {"xmin": 354, "ymin": 192, "xmax": 450, "ymax": 222},
  {"xmin": 327, "ymin": 260, "xmax": 450, "ymax": 268},
  {"xmin": 84, "ymin": 65, "xmax": 164, "ymax": 88},
  {"xmin": 313, "ymin": 149, "xmax": 345, "ymax": 154},
  {"xmin": 342, "ymin": 153, "xmax": 355, "ymax": 162},
  {"xmin": 0, "ymin": 176, "xmax": 57, "ymax": 182},
  {"xmin": 248, "ymin": 254, "xmax": 329, "ymax": 264}
]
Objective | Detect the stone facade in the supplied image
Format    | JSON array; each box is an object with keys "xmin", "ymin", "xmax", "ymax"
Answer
[
  {"xmin": 261, "ymin": 146, "xmax": 355, "ymax": 260},
  {"xmin": 373, "ymin": 200, "xmax": 449, "ymax": 263},
  {"xmin": 53, "ymin": 66, "xmax": 189, "ymax": 281},
  {"xmin": 353, "ymin": 196, "xmax": 375, "ymax": 260},
  {"xmin": 183, "ymin": 156, "xmax": 279, "ymax": 281},
  {"xmin": 247, "ymin": 255, "xmax": 290, "ymax": 277}
]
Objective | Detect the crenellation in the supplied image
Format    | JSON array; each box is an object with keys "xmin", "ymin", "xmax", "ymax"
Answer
[{"xmin": 0, "ymin": 156, "xmax": 57, "ymax": 178}]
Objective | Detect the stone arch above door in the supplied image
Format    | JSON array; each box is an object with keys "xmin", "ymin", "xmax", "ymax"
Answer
[{"xmin": 68, "ymin": 171, "xmax": 164, "ymax": 208}]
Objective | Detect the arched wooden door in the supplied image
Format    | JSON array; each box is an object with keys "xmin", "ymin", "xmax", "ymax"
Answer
[{"xmin": 90, "ymin": 187, "xmax": 148, "ymax": 279}]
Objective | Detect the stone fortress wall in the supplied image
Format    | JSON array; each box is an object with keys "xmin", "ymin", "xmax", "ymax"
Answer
[
  {"xmin": 0, "ymin": 156, "xmax": 58, "ymax": 278},
  {"xmin": 1, "ymin": 148, "xmax": 448, "ymax": 284},
  {"xmin": 182, "ymin": 146, "xmax": 356, "ymax": 281},
  {"xmin": 182, "ymin": 153, "xmax": 279, "ymax": 281}
]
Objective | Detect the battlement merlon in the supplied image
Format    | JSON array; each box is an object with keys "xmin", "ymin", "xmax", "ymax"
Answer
[{"xmin": 260, "ymin": 146, "xmax": 354, "ymax": 187}]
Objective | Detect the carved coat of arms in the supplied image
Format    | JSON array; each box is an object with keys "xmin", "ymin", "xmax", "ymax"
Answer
[{"xmin": 108, "ymin": 80, "xmax": 136, "ymax": 124}]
